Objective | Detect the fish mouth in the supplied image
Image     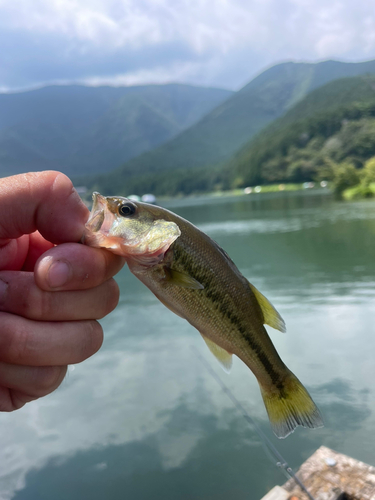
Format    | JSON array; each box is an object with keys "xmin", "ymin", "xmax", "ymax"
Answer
[
  {"xmin": 86, "ymin": 192, "xmax": 106, "ymax": 233},
  {"xmin": 92, "ymin": 192, "xmax": 106, "ymax": 212}
]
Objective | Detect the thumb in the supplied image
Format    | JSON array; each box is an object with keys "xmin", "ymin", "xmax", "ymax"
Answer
[{"xmin": 0, "ymin": 171, "xmax": 89, "ymax": 245}]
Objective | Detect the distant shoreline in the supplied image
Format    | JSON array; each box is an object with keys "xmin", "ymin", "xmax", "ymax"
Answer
[
  {"xmin": 158, "ymin": 183, "xmax": 333, "ymax": 208},
  {"xmin": 158, "ymin": 182, "xmax": 331, "ymax": 203}
]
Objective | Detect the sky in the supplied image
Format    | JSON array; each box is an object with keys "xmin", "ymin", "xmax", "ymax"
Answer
[{"xmin": 1, "ymin": 0, "xmax": 375, "ymax": 92}]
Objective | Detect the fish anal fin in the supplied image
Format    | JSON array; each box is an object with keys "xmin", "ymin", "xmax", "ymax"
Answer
[
  {"xmin": 200, "ymin": 334, "xmax": 233, "ymax": 373},
  {"xmin": 165, "ymin": 268, "xmax": 204, "ymax": 290},
  {"xmin": 248, "ymin": 282, "xmax": 286, "ymax": 333}
]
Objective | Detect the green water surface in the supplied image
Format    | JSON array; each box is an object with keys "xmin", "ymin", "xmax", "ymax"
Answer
[{"xmin": 1, "ymin": 190, "xmax": 375, "ymax": 499}]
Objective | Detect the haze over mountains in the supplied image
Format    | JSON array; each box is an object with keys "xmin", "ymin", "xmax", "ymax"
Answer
[
  {"xmin": 0, "ymin": 84, "xmax": 232, "ymax": 177},
  {"xmin": 2, "ymin": 58, "xmax": 375, "ymax": 195}
]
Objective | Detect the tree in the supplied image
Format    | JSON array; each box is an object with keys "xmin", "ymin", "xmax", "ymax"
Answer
[{"xmin": 332, "ymin": 162, "xmax": 360, "ymax": 198}]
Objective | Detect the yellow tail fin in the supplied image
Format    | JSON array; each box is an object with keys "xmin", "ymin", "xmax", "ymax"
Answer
[{"xmin": 260, "ymin": 373, "xmax": 323, "ymax": 439}]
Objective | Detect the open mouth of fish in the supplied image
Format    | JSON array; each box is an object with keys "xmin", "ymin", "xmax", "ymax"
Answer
[{"xmin": 85, "ymin": 192, "xmax": 106, "ymax": 233}]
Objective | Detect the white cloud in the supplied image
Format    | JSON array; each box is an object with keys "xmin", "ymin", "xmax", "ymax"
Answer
[
  {"xmin": 80, "ymin": 60, "xmax": 203, "ymax": 87},
  {"xmin": 0, "ymin": 0, "xmax": 161, "ymax": 47},
  {"xmin": 0, "ymin": 0, "xmax": 375, "ymax": 90}
]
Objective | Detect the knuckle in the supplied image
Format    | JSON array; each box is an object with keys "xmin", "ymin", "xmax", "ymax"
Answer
[
  {"xmin": 5, "ymin": 277, "xmax": 53, "ymax": 321},
  {"xmin": 7, "ymin": 324, "xmax": 32, "ymax": 364},
  {"xmin": 36, "ymin": 290, "xmax": 54, "ymax": 320},
  {"xmin": 22, "ymin": 287, "xmax": 52, "ymax": 321}
]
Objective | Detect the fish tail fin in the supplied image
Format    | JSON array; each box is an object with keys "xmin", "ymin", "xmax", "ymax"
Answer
[{"xmin": 260, "ymin": 373, "xmax": 323, "ymax": 439}]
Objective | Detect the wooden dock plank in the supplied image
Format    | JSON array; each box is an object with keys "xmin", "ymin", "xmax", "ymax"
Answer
[{"xmin": 261, "ymin": 486, "xmax": 290, "ymax": 500}]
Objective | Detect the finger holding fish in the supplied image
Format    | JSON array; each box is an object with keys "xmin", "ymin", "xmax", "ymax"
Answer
[
  {"xmin": 35, "ymin": 242, "xmax": 125, "ymax": 291},
  {"xmin": 0, "ymin": 271, "xmax": 119, "ymax": 321}
]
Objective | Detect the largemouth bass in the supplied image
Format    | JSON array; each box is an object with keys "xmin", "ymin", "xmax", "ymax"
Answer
[{"xmin": 83, "ymin": 192, "xmax": 323, "ymax": 438}]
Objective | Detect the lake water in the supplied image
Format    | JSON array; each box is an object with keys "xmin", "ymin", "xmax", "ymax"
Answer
[{"xmin": 1, "ymin": 190, "xmax": 375, "ymax": 499}]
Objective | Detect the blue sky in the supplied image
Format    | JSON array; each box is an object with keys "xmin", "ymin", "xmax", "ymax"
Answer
[{"xmin": 1, "ymin": 0, "xmax": 375, "ymax": 92}]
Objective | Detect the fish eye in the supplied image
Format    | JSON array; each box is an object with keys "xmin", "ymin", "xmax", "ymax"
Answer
[{"xmin": 119, "ymin": 203, "xmax": 136, "ymax": 217}]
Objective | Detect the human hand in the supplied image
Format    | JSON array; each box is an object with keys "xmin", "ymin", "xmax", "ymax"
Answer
[{"xmin": 0, "ymin": 171, "xmax": 125, "ymax": 411}]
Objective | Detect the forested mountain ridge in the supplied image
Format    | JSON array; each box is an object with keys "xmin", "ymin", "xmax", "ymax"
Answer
[
  {"xmin": 91, "ymin": 59, "xmax": 375, "ymax": 196},
  {"xmin": 229, "ymin": 75, "xmax": 375, "ymax": 187},
  {"xmin": 4, "ymin": 59, "xmax": 375, "ymax": 196},
  {"xmin": 0, "ymin": 84, "xmax": 232, "ymax": 177}
]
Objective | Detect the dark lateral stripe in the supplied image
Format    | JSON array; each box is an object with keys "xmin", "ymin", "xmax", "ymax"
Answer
[
  {"xmin": 173, "ymin": 244, "xmax": 284, "ymax": 391},
  {"xmin": 204, "ymin": 285, "xmax": 284, "ymax": 390}
]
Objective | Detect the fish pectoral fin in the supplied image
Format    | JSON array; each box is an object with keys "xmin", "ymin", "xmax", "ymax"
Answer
[
  {"xmin": 248, "ymin": 282, "xmax": 286, "ymax": 333},
  {"xmin": 200, "ymin": 334, "xmax": 233, "ymax": 373},
  {"xmin": 165, "ymin": 268, "xmax": 204, "ymax": 289}
]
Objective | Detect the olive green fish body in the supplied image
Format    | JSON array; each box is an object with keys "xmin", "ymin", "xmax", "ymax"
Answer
[
  {"xmin": 84, "ymin": 193, "xmax": 323, "ymax": 438},
  {"xmin": 129, "ymin": 219, "xmax": 287, "ymax": 389}
]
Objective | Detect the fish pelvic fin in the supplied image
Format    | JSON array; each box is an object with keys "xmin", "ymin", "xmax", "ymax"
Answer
[
  {"xmin": 200, "ymin": 334, "xmax": 233, "ymax": 373},
  {"xmin": 260, "ymin": 373, "xmax": 323, "ymax": 439},
  {"xmin": 248, "ymin": 282, "xmax": 286, "ymax": 333}
]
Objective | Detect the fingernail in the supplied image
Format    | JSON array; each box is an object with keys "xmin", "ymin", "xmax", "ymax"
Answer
[
  {"xmin": 47, "ymin": 261, "xmax": 70, "ymax": 288},
  {"xmin": 0, "ymin": 278, "xmax": 8, "ymax": 305}
]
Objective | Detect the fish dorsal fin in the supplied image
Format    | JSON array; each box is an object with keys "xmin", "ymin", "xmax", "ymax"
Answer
[
  {"xmin": 248, "ymin": 282, "xmax": 286, "ymax": 333},
  {"xmin": 165, "ymin": 268, "xmax": 204, "ymax": 289},
  {"xmin": 200, "ymin": 334, "xmax": 233, "ymax": 373}
]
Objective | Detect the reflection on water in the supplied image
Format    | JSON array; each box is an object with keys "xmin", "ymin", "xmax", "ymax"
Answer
[
  {"xmin": 11, "ymin": 380, "xmax": 372, "ymax": 500},
  {"xmin": 1, "ymin": 191, "xmax": 375, "ymax": 499}
]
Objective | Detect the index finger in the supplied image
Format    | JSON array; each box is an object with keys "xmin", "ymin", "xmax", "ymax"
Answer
[
  {"xmin": 35, "ymin": 242, "xmax": 125, "ymax": 291},
  {"xmin": 0, "ymin": 171, "xmax": 88, "ymax": 244}
]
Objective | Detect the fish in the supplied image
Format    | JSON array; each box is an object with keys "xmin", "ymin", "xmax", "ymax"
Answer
[{"xmin": 83, "ymin": 192, "xmax": 323, "ymax": 439}]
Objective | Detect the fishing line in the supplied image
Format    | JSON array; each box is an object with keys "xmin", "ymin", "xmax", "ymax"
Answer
[{"xmin": 192, "ymin": 346, "xmax": 317, "ymax": 500}]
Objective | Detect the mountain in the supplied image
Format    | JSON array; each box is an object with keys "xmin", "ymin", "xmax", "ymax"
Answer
[
  {"xmin": 229, "ymin": 75, "xmax": 375, "ymax": 186},
  {"xmin": 0, "ymin": 84, "xmax": 233, "ymax": 177},
  {"xmin": 93, "ymin": 59, "xmax": 375, "ymax": 196}
]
